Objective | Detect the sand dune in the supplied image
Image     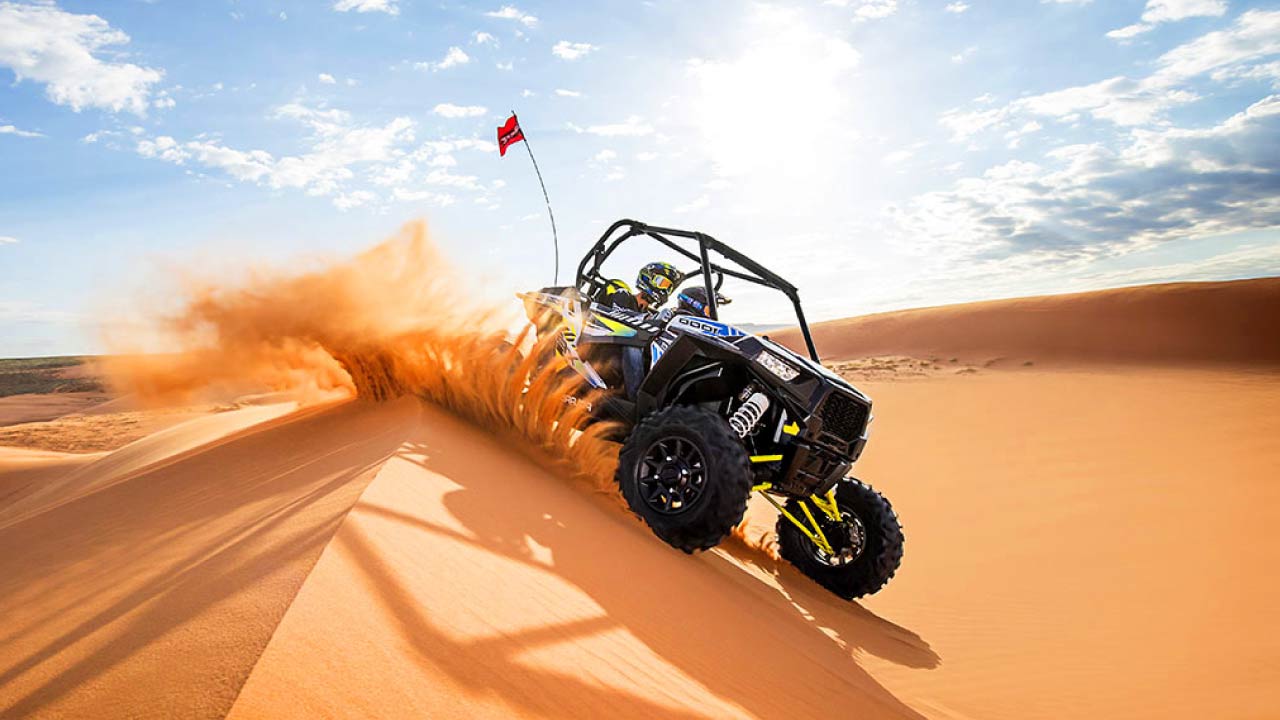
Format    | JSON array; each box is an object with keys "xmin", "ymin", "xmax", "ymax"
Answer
[
  {"xmin": 3, "ymin": 269, "xmax": 1278, "ymax": 718},
  {"xmin": 774, "ymin": 278, "xmax": 1280, "ymax": 367}
]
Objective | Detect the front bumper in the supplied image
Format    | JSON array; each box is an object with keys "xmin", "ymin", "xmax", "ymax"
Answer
[{"xmin": 774, "ymin": 390, "xmax": 871, "ymax": 496}]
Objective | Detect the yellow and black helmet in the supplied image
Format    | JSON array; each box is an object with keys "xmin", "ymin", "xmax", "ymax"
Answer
[{"xmin": 636, "ymin": 262, "xmax": 683, "ymax": 306}]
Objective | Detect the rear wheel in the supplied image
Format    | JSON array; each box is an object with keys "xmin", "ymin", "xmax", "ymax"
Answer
[
  {"xmin": 616, "ymin": 405, "xmax": 751, "ymax": 553},
  {"xmin": 777, "ymin": 478, "xmax": 904, "ymax": 599}
]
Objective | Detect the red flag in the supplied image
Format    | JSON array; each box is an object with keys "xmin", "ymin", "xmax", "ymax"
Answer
[{"xmin": 497, "ymin": 114, "xmax": 525, "ymax": 156}]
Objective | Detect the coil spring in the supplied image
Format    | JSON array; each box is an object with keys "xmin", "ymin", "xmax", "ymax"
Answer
[{"xmin": 730, "ymin": 392, "xmax": 770, "ymax": 438}]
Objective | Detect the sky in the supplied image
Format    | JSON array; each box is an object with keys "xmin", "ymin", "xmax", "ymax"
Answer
[{"xmin": 1, "ymin": 0, "xmax": 1278, "ymax": 356}]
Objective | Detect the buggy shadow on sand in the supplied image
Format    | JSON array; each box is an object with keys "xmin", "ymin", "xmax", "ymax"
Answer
[{"xmin": 521, "ymin": 220, "xmax": 903, "ymax": 599}]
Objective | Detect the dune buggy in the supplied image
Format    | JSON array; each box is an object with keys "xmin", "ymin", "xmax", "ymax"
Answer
[{"xmin": 521, "ymin": 220, "xmax": 903, "ymax": 599}]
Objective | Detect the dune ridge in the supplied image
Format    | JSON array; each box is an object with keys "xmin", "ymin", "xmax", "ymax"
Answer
[{"xmin": 774, "ymin": 277, "xmax": 1280, "ymax": 367}]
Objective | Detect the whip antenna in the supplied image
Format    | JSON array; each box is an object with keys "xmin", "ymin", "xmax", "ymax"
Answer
[{"xmin": 498, "ymin": 111, "xmax": 560, "ymax": 284}]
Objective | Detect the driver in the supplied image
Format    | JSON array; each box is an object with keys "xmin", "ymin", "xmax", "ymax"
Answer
[{"xmin": 603, "ymin": 262, "xmax": 683, "ymax": 313}]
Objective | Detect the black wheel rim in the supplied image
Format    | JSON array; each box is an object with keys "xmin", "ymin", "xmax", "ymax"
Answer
[
  {"xmin": 805, "ymin": 511, "xmax": 867, "ymax": 567},
  {"xmin": 636, "ymin": 436, "xmax": 707, "ymax": 515}
]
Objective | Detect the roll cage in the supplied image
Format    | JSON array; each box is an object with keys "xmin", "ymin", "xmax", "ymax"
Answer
[{"xmin": 575, "ymin": 219, "xmax": 821, "ymax": 362}]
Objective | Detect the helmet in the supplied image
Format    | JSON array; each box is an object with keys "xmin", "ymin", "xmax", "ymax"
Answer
[
  {"xmin": 636, "ymin": 262, "xmax": 683, "ymax": 307},
  {"xmin": 676, "ymin": 286, "xmax": 731, "ymax": 318}
]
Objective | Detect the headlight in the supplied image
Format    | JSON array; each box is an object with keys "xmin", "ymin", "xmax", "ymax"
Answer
[{"xmin": 756, "ymin": 351, "xmax": 800, "ymax": 382}]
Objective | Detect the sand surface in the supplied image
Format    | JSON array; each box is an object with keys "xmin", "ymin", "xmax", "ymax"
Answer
[{"xmin": 2, "ymin": 278, "xmax": 1278, "ymax": 718}]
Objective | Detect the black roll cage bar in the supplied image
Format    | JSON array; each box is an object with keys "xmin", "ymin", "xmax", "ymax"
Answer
[{"xmin": 574, "ymin": 219, "xmax": 821, "ymax": 362}]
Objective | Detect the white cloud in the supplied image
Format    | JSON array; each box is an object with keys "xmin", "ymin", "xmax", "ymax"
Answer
[
  {"xmin": 943, "ymin": 12, "xmax": 1280, "ymax": 141},
  {"xmin": 521, "ymin": 89, "xmax": 535, "ymax": 97},
  {"xmin": 0, "ymin": 2, "xmax": 163, "ymax": 115},
  {"xmin": 592, "ymin": 149, "xmax": 617, "ymax": 162},
  {"xmin": 1107, "ymin": 0, "xmax": 1226, "ymax": 40},
  {"xmin": 432, "ymin": 103, "xmax": 488, "ymax": 118},
  {"xmin": 951, "ymin": 46, "xmax": 977, "ymax": 64},
  {"xmin": 635, "ymin": 151, "xmax": 657, "ymax": 162},
  {"xmin": 581, "ymin": 116, "xmax": 654, "ymax": 137},
  {"xmin": 825, "ymin": 0, "xmax": 898, "ymax": 21},
  {"xmin": 0, "ymin": 236, "xmax": 17, "ymax": 245},
  {"xmin": 485, "ymin": 5, "xmax": 538, "ymax": 27},
  {"xmin": 333, "ymin": 0, "xmax": 400, "ymax": 15},
  {"xmin": 0, "ymin": 123, "xmax": 43, "ymax": 138},
  {"xmin": 495, "ymin": 61, "xmax": 513, "ymax": 71},
  {"xmin": 945, "ymin": 2, "xmax": 970, "ymax": 13},
  {"xmin": 1149, "ymin": 9, "xmax": 1280, "ymax": 86},
  {"xmin": 552, "ymin": 41, "xmax": 598, "ymax": 61},
  {"xmin": 318, "ymin": 73, "xmax": 336, "ymax": 84},
  {"xmin": 136, "ymin": 135, "xmax": 189, "ymax": 163},
  {"xmin": 554, "ymin": 88, "xmax": 581, "ymax": 97},
  {"xmin": 135, "ymin": 102, "xmax": 422, "ymax": 208},
  {"xmin": 391, "ymin": 188, "xmax": 456, "ymax": 206},
  {"xmin": 333, "ymin": 190, "xmax": 376, "ymax": 210},
  {"xmin": 1107, "ymin": 24, "xmax": 1152, "ymax": 40},
  {"xmin": 1143, "ymin": 0, "xmax": 1226, "ymax": 23},
  {"xmin": 901, "ymin": 95, "xmax": 1280, "ymax": 267},
  {"xmin": 473, "ymin": 31, "xmax": 497, "ymax": 45},
  {"xmin": 416, "ymin": 46, "xmax": 470, "ymax": 71}
]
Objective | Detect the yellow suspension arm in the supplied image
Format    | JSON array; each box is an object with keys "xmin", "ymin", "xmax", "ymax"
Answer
[{"xmin": 756, "ymin": 490, "xmax": 833, "ymax": 556}]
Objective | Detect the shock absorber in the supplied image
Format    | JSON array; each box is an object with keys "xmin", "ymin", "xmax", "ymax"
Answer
[{"xmin": 730, "ymin": 392, "xmax": 770, "ymax": 438}]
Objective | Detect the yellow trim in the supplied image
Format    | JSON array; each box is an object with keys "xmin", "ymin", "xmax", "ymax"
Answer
[
  {"xmin": 758, "ymin": 491, "xmax": 833, "ymax": 555},
  {"xmin": 749, "ymin": 454, "xmax": 783, "ymax": 463},
  {"xmin": 782, "ymin": 422, "xmax": 800, "ymax": 436},
  {"xmin": 798, "ymin": 501, "xmax": 831, "ymax": 552},
  {"xmin": 751, "ymin": 481, "xmax": 772, "ymax": 492},
  {"xmin": 810, "ymin": 488, "xmax": 842, "ymax": 522}
]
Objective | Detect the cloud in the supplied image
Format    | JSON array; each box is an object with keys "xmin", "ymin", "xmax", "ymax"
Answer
[
  {"xmin": 318, "ymin": 73, "xmax": 336, "ymax": 84},
  {"xmin": 943, "ymin": 11, "xmax": 1280, "ymax": 141},
  {"xmin": 333, "ymin": 190, "xmax": 375, "ymax": 210},
  {"xmin": 592, "ymin": 149, "xmax": 617, "ymax": 162},
  {"xmin": 552, "ymin": 41, "xmax": 597, "ymax": 60},
  {"xmin": 951, "ymin": 46, "xmax": 977, "ymax": 64},
  {"xmin": 554, "ymin": 88, "xmax": 581, "ymax": 97},
  {"xmin": 432, "ymin": 103, "xmax": 487, "ymax": 118},
  {"xmin": 0, "ymin": 2, "xmax": 163, "ymax": 115},
  {"xmin": 825, "ymin": 0, "xmax": 898, "ymax": 21},
  {"xmin": 0, "ymin": 235, "xmax": 17, "ymax": 244},
  {"xmin": 945, "ymin": 2, "xmax": 970, "ymax": 13},
  {"xmin": 0, "ymin": 123, "xmax": 43, "ymax": 138},
  {"xmin": 580, "ymin": 116, "xmax": 654, "ymax": 137},
  {"xmin": 416, "ymin": 46, "xmax": 470, "ymax": 71},
  {"xmin": 333, "ymin": 0, "xmax": 400, "ymax": 15},
  {"xmin": 900, "ymin": 94, "xmax": 1280, "ymax": 267},
  {"xmin": 1107, "ymin": 0, "xmax": 1227, "ymax": 39},
  {"xmin": 135, "ymin": 102, "xmax": 423, "ymax": 207},
  {"xmin": 485, "ymin": 5, "xmax": 538, "ymax": 27},
  {"xmin": 473, "ymin": 31, "xmax": 497, "ymax": 45}
]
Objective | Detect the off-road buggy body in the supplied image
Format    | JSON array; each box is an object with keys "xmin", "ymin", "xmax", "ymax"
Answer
[{"xmin": 521, "ymin": 220, "xmax": 903, "ymax": 599}]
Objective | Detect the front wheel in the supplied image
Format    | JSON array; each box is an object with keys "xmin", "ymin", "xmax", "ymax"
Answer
[
  {"xmin": 615, "ymin": 405, "xmax": 752, "ymax": 553},
  {"xmin": 777, "ymin": 478, "xmax": 904, "ymax": 599}
]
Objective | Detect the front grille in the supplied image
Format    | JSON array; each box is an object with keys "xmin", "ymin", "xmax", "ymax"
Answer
[{"xmin": 818, "ymin": 392, "xmax": 869, "ymax": 444}]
